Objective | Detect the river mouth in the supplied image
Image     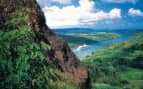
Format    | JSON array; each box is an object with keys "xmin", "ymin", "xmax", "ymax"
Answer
[{"xmin": 53, "ymin": 29, "xmax": 133, "ymax": 59}]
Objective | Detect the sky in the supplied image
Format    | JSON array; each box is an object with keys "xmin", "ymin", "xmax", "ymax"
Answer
[{"xmin": 36, "ymin": 0, "xmax": 143, "ymax": 29}]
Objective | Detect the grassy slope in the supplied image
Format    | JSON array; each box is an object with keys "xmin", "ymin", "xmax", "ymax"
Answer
[
  {"xmin": 60, "ymin": 32, "xmax": 120, "ymax": 48},
  {"xmin": 0, "ymin": 7, "xmax": 78, "ymax": 89},
  {"xmin": 83, "ymin": 31, "xmax": 143, "ymax": 89}
]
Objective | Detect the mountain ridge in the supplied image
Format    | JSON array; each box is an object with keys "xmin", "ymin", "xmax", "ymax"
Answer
[{"xmin": 0, "ymin": 0, "xmax": 90, "ymax": 88}]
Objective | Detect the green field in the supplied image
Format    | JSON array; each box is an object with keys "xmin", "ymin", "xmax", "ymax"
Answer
[
  {"xmin": 83, "ymin": 31, "xmax": 143, "ymax": 89},
  {"xmin": 60, "ymin": 32, "xmax": 120, "ymax": 48}
]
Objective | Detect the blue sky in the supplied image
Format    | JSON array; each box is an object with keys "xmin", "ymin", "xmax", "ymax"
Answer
[{"xmin": 37, "ymin": 0, "xmax": 143, "ymax": 29}]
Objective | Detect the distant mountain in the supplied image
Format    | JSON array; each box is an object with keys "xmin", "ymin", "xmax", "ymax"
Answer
[
  {"xmin": 53, "ymin": 28, "xmax": 143, "ymax": 35},
  {"xmin": 54, "ymin": 28, "xmax": 143, "ymax": 31}
]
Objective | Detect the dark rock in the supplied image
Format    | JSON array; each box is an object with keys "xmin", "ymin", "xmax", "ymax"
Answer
[{"xmin": 0, "ymin": 0, "xmax": 91, "ymax": 88}]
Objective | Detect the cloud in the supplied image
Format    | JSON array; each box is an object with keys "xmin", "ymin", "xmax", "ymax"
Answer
[
  {"xmin": 36, "ymin": 0, "xmax": 71, "ymax": 7},
  {"xmin": 42, "ymin": 0, "xmax": 121, "ymax": 28},
  {"xmin": 52, "ymin": 0, "xmax": 71, "ymax": 4},
  {"xmin": 36, "ymin": 0, "xmax": 51, "ymax": 7},
  {"xmin": 128, "ymin": 8, "xmax": 143, "ymax": 16},
  {"xmin": 102, "ymin": 0, "xmax": 138, "ymax": 4}
]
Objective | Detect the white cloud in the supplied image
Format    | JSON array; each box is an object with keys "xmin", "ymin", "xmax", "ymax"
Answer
[
  {"xmin": 128, "ymin": 8, "xmax": 143, "ymax": 16},
  {"xmin": 43, "ymin": 0, "xmax": 121, "ymax": 28},
  {"xmin": 52, "ymin": 0, "xmax": 71, "ymax": 4},
  {"xmin": 36, "ymin": 0, "xmax": 71, "ymax": 7},
  {"xmin": 102, "ymin": 0, "xmax": 138, "ymax": 4}
]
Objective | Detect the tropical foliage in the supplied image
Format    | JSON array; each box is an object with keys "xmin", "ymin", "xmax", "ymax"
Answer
[
  {"xmin": 0, "ymin": 8, "xmax": 78, "ymax": 89},
  {"xmin": 83, "ymin": 32, "xmax": 143, "ymax": 89}
]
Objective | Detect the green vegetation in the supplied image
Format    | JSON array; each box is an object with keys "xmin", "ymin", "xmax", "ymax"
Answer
[
  {"xmin": 0, "ymin": 8, "xmax": 78, "ymax": 89},
  {"xmin": 60, "ymin": 32, "xmax": 120, "ymax": 48},
  {"xmin": 83, "ymin": 32, "xmax": 143, "ymax": 89}
]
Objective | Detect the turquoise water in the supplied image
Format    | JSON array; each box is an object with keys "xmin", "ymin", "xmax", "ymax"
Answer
[
  {"xmin": 53, "ymin": 29, "xmax": 133, "ymax": 59},
  {"xmin": 72, "ymin": 33, "xmax": 132, "ymax": 59}
]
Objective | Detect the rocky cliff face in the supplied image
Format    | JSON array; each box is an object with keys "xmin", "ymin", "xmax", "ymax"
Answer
[{"xmin": 0, "ymin": 0, "xmax": 90, "ymax": 88}]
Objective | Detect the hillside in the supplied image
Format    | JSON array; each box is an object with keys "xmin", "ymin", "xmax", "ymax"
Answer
[
  {"xmin": 60, "ymin": 32, "xmax": 120, "ymax": 48},
  {"xmin": 83, "ymin": 31, "xmax": 143, "ymax": 89},
  {"xmin": 0, "ymin": 0, "xmax": 90, "ymax": 89}
]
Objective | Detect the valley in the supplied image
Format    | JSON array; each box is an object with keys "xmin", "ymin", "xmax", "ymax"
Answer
[
  {"xmin": 55, "ymin": 29, "xmax": 143, "ymax": 89},
  {"xmin": 83, "ymin": 31, "xmax": 143, "ymax": 89}
]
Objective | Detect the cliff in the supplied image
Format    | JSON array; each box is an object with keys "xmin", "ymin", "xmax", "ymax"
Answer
[{"xmin": 0, "ymin": 0, "xmax": 90, "ymax": 89}]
